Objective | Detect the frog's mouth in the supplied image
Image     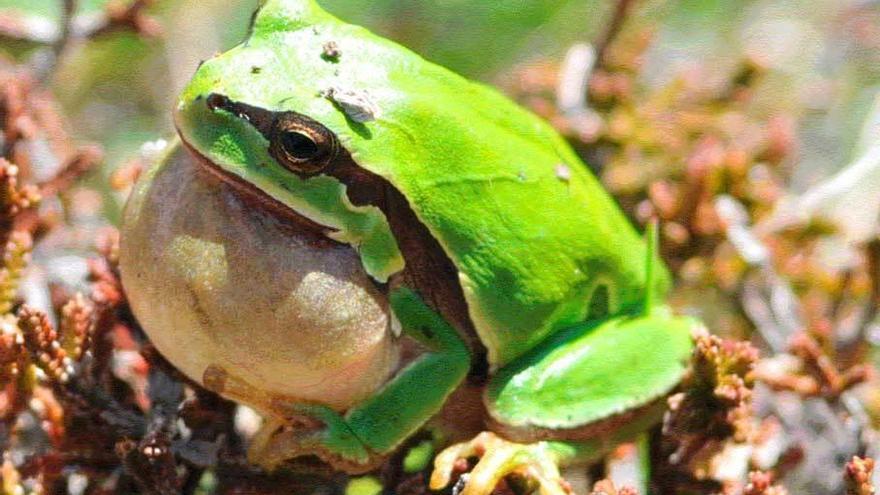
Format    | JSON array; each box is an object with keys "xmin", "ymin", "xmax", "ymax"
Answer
[{"xmin": 178, "ymin": 136, "xmax": 340, "ymax": 241}]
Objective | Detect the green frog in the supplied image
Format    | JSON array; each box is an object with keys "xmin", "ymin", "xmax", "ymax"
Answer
[{"xmin": 120, "ymin": 1, "xmax": 696, "ymax": 493}]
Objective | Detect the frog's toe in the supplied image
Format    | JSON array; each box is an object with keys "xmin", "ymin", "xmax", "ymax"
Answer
[
  {"xmin": 430, "ymin": 432, "xmax": 571, "ymax": 495},
  {"xmin": 246, "ymin": 404, "xmax": 379, "ymax": 473},
  {"xmin": 248, "ymin": 418, "xmax": 322, "ymax": 470}
]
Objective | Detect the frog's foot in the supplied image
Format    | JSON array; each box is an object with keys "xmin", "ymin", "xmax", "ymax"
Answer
[
  {"xmin": 430, "ymin": 432, "xmax": 571, "ymax": 495},
  {"xmin": 247, "ymin": 403, "xmax": 382, "ymax": 474}
]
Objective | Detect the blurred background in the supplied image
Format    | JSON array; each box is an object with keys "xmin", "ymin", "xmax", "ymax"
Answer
[
  {"xmin": 1, "ymin": 0, "xmax": 878, "ymax": 220},
  {"xmin": 0, "ymin": 1, "xmax": 878, "ymax": 494}
]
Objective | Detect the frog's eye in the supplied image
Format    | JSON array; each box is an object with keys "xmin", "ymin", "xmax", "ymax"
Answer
[
  {"xmin": 280, "ymin": 131, "xmax": 319, "ymax": 160},
  {"xmin": 269, "ymin": 119, "xmax": 338, "ymax": 175}
]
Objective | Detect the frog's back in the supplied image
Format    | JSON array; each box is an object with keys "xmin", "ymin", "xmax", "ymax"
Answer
[
  {"xmin": 250, "ymin": 1, "xmax": 670, "ymax": 366},
  {"xmin": 380, "ymin": 76, "xmax": 666, "ymax": 366}
]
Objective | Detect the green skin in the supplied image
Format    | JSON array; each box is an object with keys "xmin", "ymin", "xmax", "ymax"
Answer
[{"xmin": 174, "ymin": 0, "xmax": 695, "ymax": 486}]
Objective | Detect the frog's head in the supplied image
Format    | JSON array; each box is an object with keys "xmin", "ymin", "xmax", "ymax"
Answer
[{"xmin": 174, "ymin": 0, "xmax": 404, "ymax": 281}]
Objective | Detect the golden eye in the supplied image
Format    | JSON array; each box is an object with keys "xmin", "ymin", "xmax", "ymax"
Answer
[{"xmin": 269, "ymin": 118, "xmax": 337, "ymax": 175}]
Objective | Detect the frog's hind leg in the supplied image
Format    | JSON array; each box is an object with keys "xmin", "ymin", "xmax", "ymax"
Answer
[
  {"xmin": 485, "ymin": 310, "xmax": 694, "ymax": 443},
  {"xmin": 432, "ymin": 311, "xmax": 696, "ymax": 495}
]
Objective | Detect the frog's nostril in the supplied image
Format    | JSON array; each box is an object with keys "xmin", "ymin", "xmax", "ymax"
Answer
[{"xmin": 206, "ymin": 93, "xmax": 232, "ymax": 112}]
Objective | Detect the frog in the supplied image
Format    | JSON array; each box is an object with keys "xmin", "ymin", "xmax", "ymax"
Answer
[{"xmin": 119, "ymin": 0, "xmax": 697, "ymax": 493}]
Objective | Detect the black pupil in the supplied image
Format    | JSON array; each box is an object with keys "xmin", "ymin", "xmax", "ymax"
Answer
[{"xmin": 281, "ymin": 131, "xmax": 319, "ymax": 160}]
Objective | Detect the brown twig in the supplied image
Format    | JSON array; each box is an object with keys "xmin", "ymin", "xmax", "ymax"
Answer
[
  {"xmin": 53, "ymin": 0, "xmax": 77, "ymax": 57},
  {"xmin": 0, "ymin": 0, "xmax": 160, "ymax": 48},
  {"xmin": 664, "ymin": 334, "xmax": 758, "ymax": 445},
  {"xmin": 591, "ymin": 479, "xmax": 639, "ymax": 495},
  {"xmin": 593, "ymin": 0, "xmax": 638, "ymax": 71},
  {"xmin": 37, "ymin": 144, "xmax": 102, "ymax": 198},
  {"xmin": 845, "ymin": 456, "xmax": 876, "ymax": 495},
  {"xmin": 0, "ymin": 230, "xmax": 33, "ymax": 314},
  {"xmin": 18, "ymin": 305, "xmax": 70, "ymax": 383},
  {"xmin": 653, "ymin": 334, "xmax": 758, "ymax": 492},
  {"xmin": 756, "ymin": 332, "xmax": 874, "ymax": 400},
  {"xmin": 0, "ymin": 313, "xmax": 25, "ymax": 388},
  {"xmin": 864, "ymin": 239, "xmax": 880, "ymax": 334},
  {"xmin": 744, "ymin": 471, "xmax": 789, "ymax": 495},
  {"xmin": 87, "ymin": 0, "xmax": 161, "ymax": 39}
]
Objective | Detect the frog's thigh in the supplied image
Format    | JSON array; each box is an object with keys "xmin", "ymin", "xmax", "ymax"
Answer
[{"xmin": 485, "ymin": 312, "xmax": 695, "ymax": 441}]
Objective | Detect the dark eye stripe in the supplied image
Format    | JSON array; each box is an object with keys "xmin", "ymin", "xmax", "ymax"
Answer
[
  {"xmin": 205, "ymin": 93, "xmax": 339, "ymax": 176},
  {"xmin": 206, "ymin": 93, "xmax": 274, "ymax": 136}
]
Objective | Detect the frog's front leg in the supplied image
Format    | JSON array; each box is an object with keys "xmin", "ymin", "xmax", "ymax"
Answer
[
  {"xmin": 200, "ymin": 363, "xmax": 371, "ymax": 469},
  {"xmin": 432, "ymin": 310, "xmax": 695, "ymax": 495},
  {"xmin": 247, "ymin": 287, "xmax": 471, "ymax": 473}
]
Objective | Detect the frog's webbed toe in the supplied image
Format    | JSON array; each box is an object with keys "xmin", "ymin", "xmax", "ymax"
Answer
[
  {"xmin": 430, "ymin": 432, "xmax": 571, "ymax": 495},
  {"xmin": 246, "ymin": 403, "xmax": 381, "ymax": 474}
]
